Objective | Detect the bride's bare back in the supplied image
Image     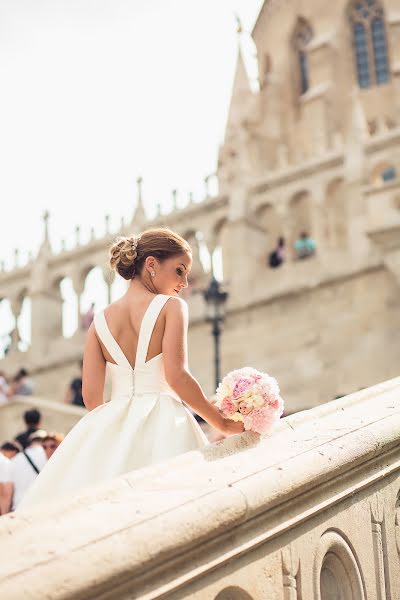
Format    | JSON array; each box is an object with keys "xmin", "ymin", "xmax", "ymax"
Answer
[{"xmin": 99, "ymin": 291, "xmax": 167, "ymax": 369}]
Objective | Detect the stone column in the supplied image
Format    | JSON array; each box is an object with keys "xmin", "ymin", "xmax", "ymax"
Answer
[
  {"xmin": 72, "ymin": 273, "xmax": 86, "ymax": 333},
  {"xmin": 388, "ymin": 16, "xmax": 400, "ymax": 123},
  {"xmin": 300, "ymin": 37, "xmax": 334, "ymax": 156},
  {"xmin": 102, "ymin": 266, "xmax": 112, "ymax": 305},
  {"xmin": 9, "ymin": 295, "xmax": 23, "ymax": 351},
  {"xmin": 281, "ymin": 545, "xmax": 300, "ymax": 600},
  {"xmin": 343, "ymin": 90, "xmax": 369, "ymax": 260},
  {"xmin": 370, "ymin": 494, "xmax": 390, "ymax": 600},
  {"xmin": 29, "ymin": 210, "xmax": 64, "ymax": 356},
  {"xmin": 30, "ymin": 286, "xmax": 64, "ymax": 356}
]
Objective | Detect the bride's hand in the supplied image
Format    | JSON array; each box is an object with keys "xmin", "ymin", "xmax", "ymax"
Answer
[{"xmin": 219, "ymin": 416, "xmax": 245, "ymax": 437}]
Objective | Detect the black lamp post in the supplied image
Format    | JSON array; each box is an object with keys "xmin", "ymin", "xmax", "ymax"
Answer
[{"xmin": 203, "ymin": 277, "xmax": 228, "ymax": 391}]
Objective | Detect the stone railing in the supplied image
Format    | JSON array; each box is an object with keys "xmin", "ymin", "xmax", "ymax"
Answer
[
  {"xmin": 0, "ymin": 395, "xmax": 85, "ymax": 443},
  {"xmin": 0, "ymin": 378, "xmax": 399, "ymax": 599}
]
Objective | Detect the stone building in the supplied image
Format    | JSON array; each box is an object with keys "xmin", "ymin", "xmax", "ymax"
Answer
[{"xmin": 0, "ymin": 0, "xmax": 399, "ymax": 413}]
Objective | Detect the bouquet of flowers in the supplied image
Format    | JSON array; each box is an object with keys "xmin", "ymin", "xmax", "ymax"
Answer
[{"xmin": 215, "ymin": 367, "xmax": 284, "ymax": 434}]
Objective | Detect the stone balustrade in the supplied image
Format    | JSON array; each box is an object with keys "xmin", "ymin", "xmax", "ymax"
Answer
[{"xmin": 0, "ymin": 377, "xmax": 399, "ymax": 599}]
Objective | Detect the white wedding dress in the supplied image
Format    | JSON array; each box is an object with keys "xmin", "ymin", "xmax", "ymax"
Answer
[{"xmin": 18, "ymin": 294, "xmax": 208, "ymax": 511}]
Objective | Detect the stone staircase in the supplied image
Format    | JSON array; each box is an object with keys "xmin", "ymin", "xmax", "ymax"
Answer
[{"xmin": 0, "ymin": 378, "xmax": 399, "ymax": 599}]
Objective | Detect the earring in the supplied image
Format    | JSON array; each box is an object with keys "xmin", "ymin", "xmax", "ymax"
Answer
[{"xmin": 151, "ymin": 271, "xmax": 155, "ymax": 277}]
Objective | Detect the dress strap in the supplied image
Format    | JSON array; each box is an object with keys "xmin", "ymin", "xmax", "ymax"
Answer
[
  {"xmin": 135, "ymin": 295, "xmax": 171, "ymax": 369},
  {"xmin": 94, "ymin": 312, "xmax": 131, "ymax": 369}
]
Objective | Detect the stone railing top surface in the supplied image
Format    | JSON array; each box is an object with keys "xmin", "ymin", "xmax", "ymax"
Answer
[
  {"xmin": 0, "ymin": 377, "xmax": 399, "ymax": 599},
  {"xmin": 1, "ymin": 394, "xmax": 86, "ymax": 417}
]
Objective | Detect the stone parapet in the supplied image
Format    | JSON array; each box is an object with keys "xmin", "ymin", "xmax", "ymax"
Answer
[
  {"xmin": 0, "ymin": 378, "xmax": 399, "ymax": 599},
  {"xmin": 0, "ymin": 395, "xmax": 85, "ymax": 443}
]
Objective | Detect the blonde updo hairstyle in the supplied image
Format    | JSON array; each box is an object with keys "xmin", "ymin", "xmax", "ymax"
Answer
[{"xmin": 109, "ymin": 228, "xmax": 191, "ymax": 281}]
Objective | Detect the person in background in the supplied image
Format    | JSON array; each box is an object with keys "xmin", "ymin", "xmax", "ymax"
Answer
[
  {"xmin": 9, "ymin": 430, "xmax": 48, "ymax": 511},
  {"xmin": 0, "ymin": 449, "xmax": 13, "ymax": 515},
  {"xmin": 14, "ymin": 408, "xmax": 42, "ymax": 450},
  {"xmin": 0, "ymin": 370, "xmax": 10, "ymax": 406},
  {"xmin": 42, "ymin": 433, "xmax": 64, "ymax": 460},
  {"xmin": 1, "ymin": 442, "xmax": 20, "ymax": 460},
  {"xmin": 294, "ymin": 231, "xmax": 316, "ymax": 260},
  {"xmin": 80, "ymin": 302, "xmax": 95, "ymax": 331},
  {"xmin": 64, "ymin": 360, "xmax": 85, "ymax": 408},
  {"xmin": 10, "ymin": 368, "xmax": 34, "ymax": 396},
  {"xmin": 268, "ymin": 237, "xmax": 286, "ymax": 269}
]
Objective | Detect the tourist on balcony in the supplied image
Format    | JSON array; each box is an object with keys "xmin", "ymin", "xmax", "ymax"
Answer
[
  {"xmin": 9, "ymin": 430, "xmax": 47, "ymax": 511},
  {"xmin": 64, "ymin": 360, "xmax": 85, "ymax": 407},
  {"xmin": 268, "ymin": 237, "xmax": 286, "ymax": 269},
  {"xmin": 42, "ymin": 433, "xmax": 64, "ymax": 460},
  {"xmin": 294, "ymin": 231, "xmax": 316, "ymax": 260},
  {"xmin": 80, "ymin": 303, "xmax": 95, "ymax": 330},
  {"xmin": 14, "ymin": 408, "xmax": 42, "ymax": 450},
  {"xmin": 10, "ymin": 368, "xmax": 34, "ymax": 397}
]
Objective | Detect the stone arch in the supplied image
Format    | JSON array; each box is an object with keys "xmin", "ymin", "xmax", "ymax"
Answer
[
  {"xmin": 214, "ymin": 586, "xmax": 255, "ymax": 600},
  {"xmin": 212, "ymin": 217, "xmax": 228, "ymax": 243},
  {"xmin": 181, "ymin": 228, "xmax": 208, "ymax": 298},
  {"xmin": 314, "ymin": 530, "xmax": 366, "ymax": 600},
  {"xmin": 325, "ymin": 178, "xmax": 347, "ymax": 247},
  {"xmin": 18, "ymin": 294, "xmax": 32, "ymax": 351},
  {"xmin": 211, "ymin": 217, "xmax": 229, "ymax": 282},
  {"xmin": 289, "ymin": 190, "xmax": 313, "ymax": 249},
  {"xmin": 180, "ymin": 228, "xmax": 207, "ymax": 289},
  {"xmin": 59, "ymin": 276, "xmax": 78, "ymax": 338},
  {"xmin": 0, "ymin": 298, "xmax": 14, "ymax": 357},
  {"xmin": 254, "ymin": 202, "xmax": 282, "ymax": 249},
  {"xmin": 370, "ymin": 161, "xmax": 397, "ymax": 187},
  {"xmin": 80, "ymin": 266, "xmax": 108, "ymax": 315}
]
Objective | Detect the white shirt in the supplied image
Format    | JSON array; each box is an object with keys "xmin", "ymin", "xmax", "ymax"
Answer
[
  {"xmin": 0, "ymin": 453, "xmax": 11, "ymax": 483},
  {"xmin": 10, "ymin": 445, "xmax": 47, "ymax": 510}
]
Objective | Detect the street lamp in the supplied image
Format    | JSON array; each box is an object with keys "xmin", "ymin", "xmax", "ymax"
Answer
[{"xmin": 203, "ymin": 277, "xmax": 229, "ymax": 391}]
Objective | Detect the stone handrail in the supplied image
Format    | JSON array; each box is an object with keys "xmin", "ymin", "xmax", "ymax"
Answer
[{"xmin": 0, "ymin": 378, "xmax": 399, "ymax": 599}]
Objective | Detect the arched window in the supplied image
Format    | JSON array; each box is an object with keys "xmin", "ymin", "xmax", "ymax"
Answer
[
  {"xmin": 349, "ymin": 0, "xmax": 390, "ymax": 88},
  {"xmin": 292, "ymin": 18, "xmax": 313, "ymax": 95}
]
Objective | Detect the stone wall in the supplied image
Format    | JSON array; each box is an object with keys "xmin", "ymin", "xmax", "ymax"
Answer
[
  {"xmin": 189, "ymin": 261, "xmax": 400, "ymax": 411},
  {"xmin": 1, "ymin": 377, "xmax": 399, "ymax": 599}
]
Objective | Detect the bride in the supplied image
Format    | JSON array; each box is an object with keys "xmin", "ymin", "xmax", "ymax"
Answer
[{"xmin": 18, "ymin": 228, "xmax": 243, "ymax": 510}]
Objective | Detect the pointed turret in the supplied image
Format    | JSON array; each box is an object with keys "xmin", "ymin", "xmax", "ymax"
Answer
[
  {"xmin": 224, "ymin": 47, "xmax": 252, "ymax": 136},
  {"xmin": 38, "ymin": 210, "xmax": 51, "ymax": 257},
  {"xmin": 131, "ymin": 176, "xmax": 146, "ymax": 230}
]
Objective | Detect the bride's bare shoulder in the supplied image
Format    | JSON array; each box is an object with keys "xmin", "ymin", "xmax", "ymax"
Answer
[{"xmin": 164, "ymin": 296, "xmax": 188, "ymax": 318}]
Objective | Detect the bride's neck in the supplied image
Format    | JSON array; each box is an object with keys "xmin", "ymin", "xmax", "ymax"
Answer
[{"xmin": 128, "ymin": 278, "xmax": 157, "ymax": 296}]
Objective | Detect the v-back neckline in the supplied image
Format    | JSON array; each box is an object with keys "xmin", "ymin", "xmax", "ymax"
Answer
[{"xmin": 102, "ymin": 294, "xmax": 161, "ymax": 370}]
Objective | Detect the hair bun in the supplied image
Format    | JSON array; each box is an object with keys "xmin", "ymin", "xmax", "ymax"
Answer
[{"xmin": 109, "ymin": 235, "xmax": 141, "ymax": 280}]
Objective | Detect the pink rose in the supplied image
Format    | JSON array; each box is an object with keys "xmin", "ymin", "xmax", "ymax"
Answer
[
  {"xmin": 232, "ymin": 378, "xmax": 253, "ymax": 400},
  {"xmin": 244, "ymin": 406, "xmax": 278, "ymax": 434},
  {"xmin": 220, "ymin": 396, "xmax": 237, "ymax": 416},
  {"xmin": 238, "ymin": 401, "xmax": 253, "ymax": 415}
]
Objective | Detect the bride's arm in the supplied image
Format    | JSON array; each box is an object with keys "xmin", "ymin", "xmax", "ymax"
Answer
[
  {"xmin": 82, "ymin": 325, "xmax": 106, "ymax": 411},
  {"xmin": 162, "ymin": 298, "xmax": 242, "ymax": 434}
]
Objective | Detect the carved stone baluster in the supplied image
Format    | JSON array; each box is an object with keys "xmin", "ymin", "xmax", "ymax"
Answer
[
  {"xmin": 281, "ymin": 544, "xmax": 300, "ymax": 600},
  {"xmin": 370, "ymin": 493, "xmax": 389, "ymax": 599}
]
